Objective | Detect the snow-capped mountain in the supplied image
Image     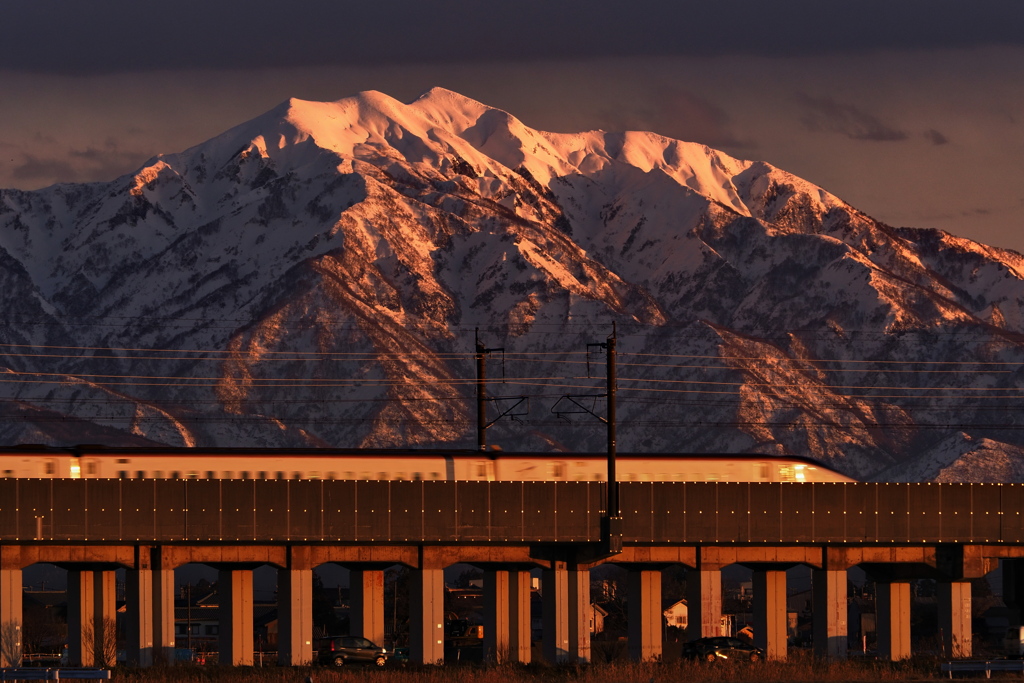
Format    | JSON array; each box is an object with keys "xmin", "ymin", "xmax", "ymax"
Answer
[{"xmin": 2, "ymin": 87, "xmax": 1023, "ymax": 481}]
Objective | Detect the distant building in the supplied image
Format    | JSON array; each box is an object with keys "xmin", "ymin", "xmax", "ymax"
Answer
[{"xmin": 663, "ymin": 599, "xmax": 688, "ymax": 630}]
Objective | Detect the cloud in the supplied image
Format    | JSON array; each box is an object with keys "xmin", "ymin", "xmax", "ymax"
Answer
[
  {"xmin": 12, "ymin": 142, "xmax": 149, "ymax": 186},
  {"xmin": 12, "ymin": 155, "xmax": 77, "ymax": 182},
  {"xmin": 600, "ymin": 88, "xmax": 753, "ymax": 150},
  {"xmin": 924, "ymin": 128, "xmax": 950, "ymax": 145},
  {"xmin": 795, "ymin": 94, "xmax": 908, "ymax": 142}
]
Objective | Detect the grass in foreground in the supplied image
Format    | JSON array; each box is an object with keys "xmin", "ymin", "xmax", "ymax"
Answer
[{"xmin": 112, "ymin": 655, "xmax": 948, "ymax": 683}]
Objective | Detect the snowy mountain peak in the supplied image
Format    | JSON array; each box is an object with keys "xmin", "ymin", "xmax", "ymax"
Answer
[{"xmin": 1, "ymin": 88, "xmax": 1023, "ymax": 482}]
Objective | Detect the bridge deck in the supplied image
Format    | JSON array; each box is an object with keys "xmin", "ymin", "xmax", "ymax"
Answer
[{"xmin": 0, "ymin": 480, "xmax": 1017, "ymax": 545}]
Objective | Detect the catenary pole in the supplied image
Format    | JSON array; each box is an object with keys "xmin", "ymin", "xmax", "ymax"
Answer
[
  {"xmin": 476, "ymin": 329, "xmax": 487, "ymax": 451},
  {"xmin": 607, "ymin": 323, "xmax": 618, "ymax": 517}
]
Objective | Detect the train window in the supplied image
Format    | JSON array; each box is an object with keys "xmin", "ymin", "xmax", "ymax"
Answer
[
  {"xmin": 394, "ymin": 472, "xmax": 405, "ymax": 481},
  {"xmin": 309, "ymin": 471, "xmax": 322, "ymax": 480},
  {"xmin": 3, "ymin": 470, "xmax": 12, "ymax": 477},
  {"xmin": 136, "ymin": 471, "xmax": 145, "ymax": 479},
  {"xmin": 593, "ymin": 473, "xmax": 604, "ymax": 481},
  {"xmin": 259, "ymin": 471, "xmax": 268, "ymax": 479},
  {"xmin": 116, "ymin": 470, "xmax": 127, "ymax": 479},
  {"xmin": 705, "ymin": 473, "xmax": 719, "ymax": 482},
  {"xmin": 431, "ymin": 472, "xmax": 441, "ymax": 480},
  {"xmin": 293, "ymin": 472, "xmax": 302, "ymax": 480},
  {"xmin": 117, "ymin": 458, "xmax": 130, "ymax": 464},
  {"xmin": 205, "ymin": 471, "xmax": 215, "ymax": 479},
  {"xmin": 86, "ymin": 461, "xmax": 97, "ymax": 475},
  {"xmin": 326, "ymin": 472, "xmax": 336, "ymax": 480},
  {"xmin": 779, "ymin": 466, "xmax": 794, "ymax": 482},
  {"xmin": 154, "ymin": 471, "xmax": 164, "ymax": 479},
  {"xmin": 186, "ymin": 472, "xmax": 198, "ymax": 479},
  {"xmin": 43, "ymin": 460, "xmax": 56, "ymax": 475},
  {"xmin": 758, "ymin": 463, "xmax": 770, "ymax": 480},
  {"xmin": 377, "ymin": 472, "xmax": 387, "ymax": 480},
  {"xmin": 413, "ymin": 472, "xmax": 422, "ymax": 481},
  {"xmin": 474, "ymin": 461, "xmax": 496, "ymax": 480},
  {"xmin": 223, "ymin": 472, "xmax": 233, "ymax": 479},
  {"xmin": 276, "ymin": 472, "xmax": 284, "ymax": 480},
  {"xmin": 344, "ymin": 471, "xmax": 355, "ymax": 480},
  {"xmin": 547, "ymin": 462, "xmax": 566, "ymax": 479},
  {"xmin": 241, "ymin": 471, "xmax": 250, "ymax": 480}
]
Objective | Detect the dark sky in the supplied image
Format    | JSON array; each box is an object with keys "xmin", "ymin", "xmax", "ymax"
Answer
[
  {"xmin": 2, "ymin": 0, "xmax": 1023, "ymax": 251},
  {"xmin": 5, "ymin": 0, "xmax": 1024, "ymax": 72}
]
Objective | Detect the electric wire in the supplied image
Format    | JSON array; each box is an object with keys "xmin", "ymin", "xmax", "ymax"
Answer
[{"xmin": 2, "ymin": 331, "xmax": 1024, "ymax": 432}]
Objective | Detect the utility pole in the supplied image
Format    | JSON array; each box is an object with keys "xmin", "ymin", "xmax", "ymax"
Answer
[
  {"xmin": 186, "ymin": 582, "xmax": 192, "ymax": 655},
  {"xmin": 606, "ymin": 326, "xmax": 618, "ymax": 516},
  {"xmin": 604, "ymin": 323, "xmax": 622, "ymax": 553},
  {"xmin": 474, "ymin": 330, "xmax": 527, "ymax": 452},
  {"xmin": 476, "ymin": 330, "xmax": 488, "ymax": 451},
  {"xmin": 549, "ymin": 323, "xmax": 622, "ymax": 554}
]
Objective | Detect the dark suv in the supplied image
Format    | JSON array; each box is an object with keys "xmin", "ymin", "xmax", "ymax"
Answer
[
  {"xmin": 315, "ymin": 636, "xmax": 388, "ymax": 666},
  {"xmin": 681, "ymin": 636, "xmax": 763, "ymax": 662}
]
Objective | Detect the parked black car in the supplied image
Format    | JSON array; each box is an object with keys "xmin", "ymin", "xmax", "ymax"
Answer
[
  {"xmin": 681, "ymin": 637, "xmax": 763, "ymax": 662},
  {"xmin": 315, "ymin": 636, "xmax": 388, "ymax": 666}
]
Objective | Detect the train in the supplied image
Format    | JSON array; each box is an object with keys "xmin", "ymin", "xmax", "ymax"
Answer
[{"xmin": 0, "ymin": 445, "xmax": 854, "ymax": 482}]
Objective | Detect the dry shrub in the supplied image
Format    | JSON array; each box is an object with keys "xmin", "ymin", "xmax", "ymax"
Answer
[{"xmin": 112, "ymin": 655, "xmax": 944, "ymax": 683}]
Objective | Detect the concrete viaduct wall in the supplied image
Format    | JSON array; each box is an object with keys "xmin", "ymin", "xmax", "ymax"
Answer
[{"xmin": 1, "ymin": 480, "xmax": 1023, "ymax": 666}]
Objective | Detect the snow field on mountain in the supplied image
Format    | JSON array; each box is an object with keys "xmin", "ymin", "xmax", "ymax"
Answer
[{"xmin": 2, "ymin": 88, "xmax": 1024, "ymax": 479}]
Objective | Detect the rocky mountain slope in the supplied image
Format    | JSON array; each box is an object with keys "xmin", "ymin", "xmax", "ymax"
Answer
[{"xmin": 2, "ymin": 87, "xmax": 1023, "ymax": 481}]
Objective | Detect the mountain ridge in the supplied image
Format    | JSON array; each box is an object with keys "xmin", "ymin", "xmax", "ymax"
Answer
[{"xmin": 1, "ymin": 87, "xmax": 1023, "ymax": 481}]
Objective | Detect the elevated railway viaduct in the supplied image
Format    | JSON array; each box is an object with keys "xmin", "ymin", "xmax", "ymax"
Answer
[{"xmin": 3, "ymin": 479, "xmax": 1024, "ymax": 666}]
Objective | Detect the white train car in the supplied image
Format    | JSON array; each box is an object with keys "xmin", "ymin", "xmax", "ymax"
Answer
[{"xmin": 0, "ymin": 446, "xmax": 854, "ymax": 483}]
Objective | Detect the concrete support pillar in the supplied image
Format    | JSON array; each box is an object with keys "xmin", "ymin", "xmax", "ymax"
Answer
[
  {"xmin": 484, "ymin": 569, "xmax": 531, "ymax": 663},
  {"xmin": 812, "ymin": 569, "xmax": 848, "ymax": 659},
  {"xmin": 686, "ymin": 569, "xmax": 722, "ymax": 638},
  {"xmin": 125, "ymin": 568, "xmax": 154, "ymax": 666},
  {"xmin": 95, "ymin": 570, "xmax": 116, "ymax": 667},
  {"xmin": 542, "ymin": 564, "xmax": 590, "ymax": 663},
  {"xmin": 152, "ymin": 565, "xmax": 176, "ymax": 664},
  {"xmin": 410, "ymin": 568, "xmax": 445, "ymax": 665},
  {"xmin": 277, "ymin": 568, "xmax": 313, "ymax": 665},
  {"xmin": 218, "ymin": 569, "xmax": 254, "ymax": 666},
  {"xmin": 0, "ymin": 569, "xmax": 23, "ymax": 667},
  {"xmin": 938, "ymin": 581, "xmax": 972, "ymax": 659},
  {"xmin": 67, "ymin": 570, "xmax": 117, "ymax": 667},
  {"xmin": 349, "ymin": 569, "xmax": 386, "ymax": 647},
  {"xmin": 627, "ymin": 569, "xmax": 662, "ymax": 662},
  {"xmin": 67, "ymin": 570, "xmax": 94, "ymax": 667},
  {"xmin": 753, "ymin": 569, "xmax": 788, "ymax": 661},
  {"xmin": 876, "ymin": 581, "xmax": 911, "ymax": 661}
]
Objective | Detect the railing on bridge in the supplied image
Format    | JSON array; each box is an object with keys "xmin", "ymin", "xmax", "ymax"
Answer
[{"xmin": 0, "ymin": 479, "xmax": 1019, "ymax": 545}]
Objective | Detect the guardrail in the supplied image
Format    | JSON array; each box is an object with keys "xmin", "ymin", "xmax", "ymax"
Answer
[
  {"xmin": 0, "ymin": 669, "xmax": 110, "ymax": 681},
  {"xmin": 941, "ymin": 660, "xmax": 1024, "ymax": 678}
]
